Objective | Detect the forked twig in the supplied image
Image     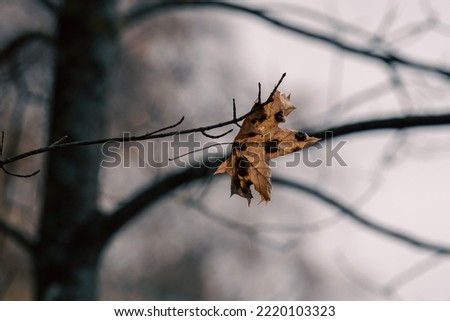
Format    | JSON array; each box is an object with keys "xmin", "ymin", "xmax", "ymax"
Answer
[
  {"xmin": 1, "ymin": 166, "xmax": 40, "ymax": 178},
  {"xmin": 0, "ymin": 132, "xmax": 40, "ymax": 178},
  {"xmin": 201, "ymin": 128, "xmax": 233, "ymax": 139}
]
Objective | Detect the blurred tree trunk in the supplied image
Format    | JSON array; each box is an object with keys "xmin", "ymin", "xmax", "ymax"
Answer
[{"xmin": 36, "ymin": 0, "xmax": 118, "ymax": 300}]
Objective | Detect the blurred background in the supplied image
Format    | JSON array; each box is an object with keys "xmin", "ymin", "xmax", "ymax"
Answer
[{"xmin": 1, "ymin": 0, "xmax": 450, "ymax": 300}]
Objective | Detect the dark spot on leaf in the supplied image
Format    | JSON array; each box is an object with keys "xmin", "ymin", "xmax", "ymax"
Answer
[
  {"xmin": 238, "ymin": 157, "xmax": 250, "ymax": 168},
  {"xmin": 295, "ymin": 131, "xmax": 307, "ymax": 141},
  {"xmin": 264, "ymin": 140, "xmax": 279, "ymax": 153},
  {"xmin": 241, "ymin": 180, "xmax": 253, "ymax": 201},
  {"xmin": 237, "ymin": 167, "xmax": 248, "ymax": 177},
  {"xmin": 245, "ymin": 132, "xmax": 257, "ymax": 138},
  {"xmin": 232, "ymin": 142, "xmax": 248, "ymax": 151},
  {"xmin": 275, "ymin": 111, "xmax": 285, "ymax": 122},
  {"xmin": 236, "ymin": 157, "xmax": 250, "ymax": 176},
  {"xmin": 251, "ymin": 112, "xmax": 267, "ymax": 124}
]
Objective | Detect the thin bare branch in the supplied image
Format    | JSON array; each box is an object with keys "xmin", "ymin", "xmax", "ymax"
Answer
[
  {"xmin": 383, "ymin": 252, "xmax": 444, "ymax": 297},
  {"xmin": 201, "ymin": 128, "xmax": 233, "ymax": 139},
  {"xmin": 336, "ymin": 252, "xmax": 401, "ymax": 299},
  {"xmin": 145, "ymin": 116, "xmax": 185, "ymax": 136},
  {"xmin": 389, "ymin": 18, "xmax": 436, "ymax": 44},
  {"xmin": 309, "ymin": 112, "xmax": 450, "ymax": 139},
  {"xmin": 323, "ymin": 81, "xmax": 392, "ymax": 122},
  {"xmin": 0, "ymin": 218, "xmax": 35, "ymax": 253},
  {"xmin": 274, "ymin": 2, "xmax": 373, "ymax": 41},
  {"xmin": 264, "ymin": 72, "xmax": 286, "ymax": 105},
  {"xmin": 272, "ymin": 176, "xmax": 450, "ymax": 255},
  {"xmin": 183, "ymin": 198, "xmax": 299, "ymax": 252},
  {"xmin": 49, "ymin": 135, "xmax": 68, "ymax": 147},
  {"xmin": 232, "ymin": 99, "xmax": 241, "ymax": 128},
  {"xmin": 0, "ymin": 133, "xmax": 40, "ymax": 178},
  {"xmin": 374, "ymin": 2, "xmax": 398, "ymax": 39},
  {"xmin": 0, "ymin": 116, "xmax": 184, "ymax": 166}
]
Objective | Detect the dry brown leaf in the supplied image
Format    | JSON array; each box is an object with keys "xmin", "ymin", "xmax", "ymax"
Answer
[{"xmin": 215, "ymin": 90, "xmax": 319, "ymax": 205}]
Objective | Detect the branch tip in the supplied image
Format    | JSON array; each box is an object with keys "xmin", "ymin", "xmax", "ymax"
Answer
[
  {"xmin": 143, "ymin": 115, "xmax": 185, "ymax": 137},
  {"xmin": 1, "ymin": 165, "xmax": 40, "ymax": 178},
  {"xmin": 201, "ymin": 128, "xmax": 233, "ymax": 139},
  {"xmin": 264, "ymin": 73, "xmax": 287, "ymax": 105},
  {"xmin": 49, "ymin": 135, "xmax": 68, "ymax": 147},
  {"xmin": 232, "ymin": 98, "xmax": 241, "ymax": 128},
  {"xmin": 257, "ymin": 82, "xmax": 262, "ymax": 103}
]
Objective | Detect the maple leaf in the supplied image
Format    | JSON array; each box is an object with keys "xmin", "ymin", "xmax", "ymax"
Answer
[{"xmin": 215, "ymin": 90, "xmax": 319, "ymax": 205}]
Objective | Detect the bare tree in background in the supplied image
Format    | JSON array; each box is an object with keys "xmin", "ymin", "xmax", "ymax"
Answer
[{"xmin": 1, "ymin": 0, "xmax": 450, "ymax": 300}]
